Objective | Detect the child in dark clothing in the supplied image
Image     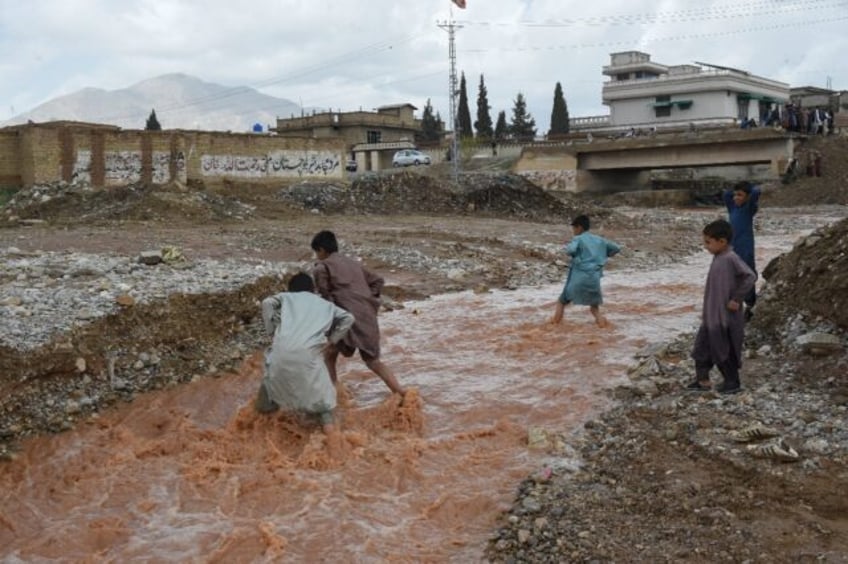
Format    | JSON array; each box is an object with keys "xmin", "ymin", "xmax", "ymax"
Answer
[{"xmin": 688, "ymin": 219, "xmax": 756, "ymax": 394}]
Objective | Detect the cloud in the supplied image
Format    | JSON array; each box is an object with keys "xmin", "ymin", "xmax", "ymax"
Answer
[{"xmin": 1, "ymin": 0, "xmax": 846, "ymax": 129}]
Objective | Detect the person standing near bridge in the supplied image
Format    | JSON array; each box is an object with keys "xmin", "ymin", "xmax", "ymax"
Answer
[
  {"xmin": 723, "ymin": 180, "xmax": 760, "ymax": 321},
  {"xmin": 687, "ymin": 219, "xmax": 756, "ymax": 394}
]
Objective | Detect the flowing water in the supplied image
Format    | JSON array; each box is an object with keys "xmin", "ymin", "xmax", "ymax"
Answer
[{"xmin": 0, "ymin": 232, "xmax": 805, "ymax": 562}]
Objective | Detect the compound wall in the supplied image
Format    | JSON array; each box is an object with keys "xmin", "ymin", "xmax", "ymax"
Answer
[{"xmin": 0, "ymin": 123, "xmax": 347, "ymax": 188}]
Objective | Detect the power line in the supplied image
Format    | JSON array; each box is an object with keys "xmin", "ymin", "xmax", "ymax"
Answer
[
  {"xmin": 462, "ymin": 16, "xmax": 848, "ymax": 54},
  {"xmin": 456, "ymin": 0, "xmax": 845, "ymax": 27}
]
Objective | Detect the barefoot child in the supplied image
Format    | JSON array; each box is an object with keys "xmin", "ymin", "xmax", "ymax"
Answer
[
  {"xmin": 256, "ymin": 273, "xmax": 354, "ymax": 433},
  {"xmin": 551, "ymin": 215, "xmax": 621, "ymax": 327},
  {"xmin": 311, "ymin": 230, "xmax": 406, "ymax": 397},
  {"xmin": 687, "ymin": 219, "xmax": 756, "ymax": 394}
]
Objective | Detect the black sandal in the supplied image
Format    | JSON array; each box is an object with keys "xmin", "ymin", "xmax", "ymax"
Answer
[{"xmin": 685, "ymin": 380, "xmax": 711, "ymax": 392}]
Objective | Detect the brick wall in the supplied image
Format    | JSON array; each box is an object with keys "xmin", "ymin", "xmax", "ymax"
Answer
[
  {"xmin": 0, "ymin": 132, "xmax": 20, "ymax": 185},
  {"xmin": 1, "ymin": 124, "xmax": 347, "ymax": 188},
  {"xmin": 186, "ymin": 131, "xmax": 345, "ymax": 184},
  {"xmin": 20, "ymin": 127, "xmax": 64, "ymax": 185}
]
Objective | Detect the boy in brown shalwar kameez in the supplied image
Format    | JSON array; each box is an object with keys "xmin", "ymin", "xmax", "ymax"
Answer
[
  {"xmin": 688, "ymin": 219, "xmax": 756, "ymax": 395},
  {"xmin": 311, "ymin": 230, "xmax": 406, "ymax": 397}
]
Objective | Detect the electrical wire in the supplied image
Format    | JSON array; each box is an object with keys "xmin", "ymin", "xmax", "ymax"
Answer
[
  {"xmin": 457, "ymin": 0, "xmax": 846, "ymax": 27},
  {"xmin": 462, "ymin": 16, "xmax": 848, "ymax": 54}
]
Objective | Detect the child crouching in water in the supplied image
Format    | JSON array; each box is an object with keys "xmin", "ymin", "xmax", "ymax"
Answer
[
  {"xmin": 688, "ymin": 219, "xmax": 756, "ymax": 394},
  {"xmin": 256, "ymin": 272, "xmax": 354, "ymax": 433}
]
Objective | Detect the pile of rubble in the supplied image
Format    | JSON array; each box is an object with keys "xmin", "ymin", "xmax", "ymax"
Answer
[
  {"xmin": 278, "ymin": 171, "xmax": 600, "ymax": 222},
  {"xmin": 2, "ymin": 181, "xmax": 257, "ymax": 224}
]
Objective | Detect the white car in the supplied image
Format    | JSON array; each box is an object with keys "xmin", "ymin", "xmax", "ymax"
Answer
[{"xmin": 392, "ymin": 149, "xmax": 431, "ymax": 167}]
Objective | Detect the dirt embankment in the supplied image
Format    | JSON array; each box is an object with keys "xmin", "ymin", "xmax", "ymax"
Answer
[{"xmin": 763, "ymin": 134, "xmax": 848, "ymax": 207}]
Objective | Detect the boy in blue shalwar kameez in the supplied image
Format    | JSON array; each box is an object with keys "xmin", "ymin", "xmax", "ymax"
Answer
[
  {"xmin": 551, "ymin": 215, "xmax": 621, "ymax": 327},
  {"xmin": 723, "ymin": 181, "xmax": 760, "ymax": 320}
]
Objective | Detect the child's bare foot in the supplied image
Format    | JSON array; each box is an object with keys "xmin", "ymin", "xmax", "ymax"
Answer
[{"xmin": 595, "ymin": 316, "xmax": 609, "ymax": 328}]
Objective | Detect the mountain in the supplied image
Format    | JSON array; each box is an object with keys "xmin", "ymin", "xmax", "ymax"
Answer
[{"xmin": 2, "ymin": 73, "xmax": 303, "ymax": 132}]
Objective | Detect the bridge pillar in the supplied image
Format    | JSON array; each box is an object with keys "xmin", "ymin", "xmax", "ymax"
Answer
[{"xmin": 575, "ymin": 169, "xmax": 652, "ymax": 194}]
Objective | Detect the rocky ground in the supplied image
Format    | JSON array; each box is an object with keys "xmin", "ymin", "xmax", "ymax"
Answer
[{"xmin": 1, "ymin": 137, "xmax": 848, "ymax": 562}]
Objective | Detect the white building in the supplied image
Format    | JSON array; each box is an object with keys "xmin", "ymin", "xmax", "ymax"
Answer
[{"xmin": 571, "ymin": 51, "xmax": 790, "ymax": 132}]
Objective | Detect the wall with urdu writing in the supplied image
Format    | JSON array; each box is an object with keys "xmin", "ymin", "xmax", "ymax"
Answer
[
  {"xmin": 187, "ymin": 132, "xmax": 344, "ymax": 183},
  {"xmin": 5, "ymin": 123, "xmax": 346, "ymax": 188}
]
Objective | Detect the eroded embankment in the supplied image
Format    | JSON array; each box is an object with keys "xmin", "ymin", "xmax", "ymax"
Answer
[{"xmin": 0, "ymin": 276, "xmax": 281, "ymax": 452}]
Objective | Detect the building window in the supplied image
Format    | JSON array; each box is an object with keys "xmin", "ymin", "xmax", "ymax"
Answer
[
  {"xmin": 367, "ymin": 130, "xmax": 382, "ymax": 143},
  {"xmin": 737, "ymin": 97, "xmax": 749, "ymax": 120},
  {"xmin": 616, "ymin": 73, "xmax": 630, "ymax": 81},
  {"xmin": 654, "ymin": 95, "xmax": 671, "ymax": 118}
]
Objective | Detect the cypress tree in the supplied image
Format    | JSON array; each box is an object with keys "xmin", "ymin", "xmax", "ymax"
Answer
[
  {"xmin": 548, "ymin": 82, "xmax": 570, "ymax": 137},
  {"xmin": 456, "ymin": 72, "xmax": 473, "ymax": 139},
  {"xmin": 418, "ymin": 99, "xmax": 441, "ymax": 143},
  {"xmin": 509, "ymin": 93, "xmax": 536, "ymax": 141},
  {"xmin": 145, "ymin": 109, "xmax": 162, "ymax": 131},
  {"xmin": 494, "ymin": 110, "xmax": 508, "ymax": 141},
  {"xmin": 474, "ymin": 74, "xmax": 494, "ymax": 140}
]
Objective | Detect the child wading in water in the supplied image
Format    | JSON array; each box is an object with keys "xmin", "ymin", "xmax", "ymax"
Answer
[
  {"xmin": 688, "ymin": 219, "xmax": 756, "ymax": 394},
  {"xmin": 551, "ymin": 215, "xmax": 621, "ymax": 327},
  {"xmin": 311, "ymin": 230, "xmax": 406, "ymax": 398}
]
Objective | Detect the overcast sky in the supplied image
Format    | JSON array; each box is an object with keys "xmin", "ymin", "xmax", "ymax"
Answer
[{"xmin": 2, "ymin": 0, "xmax": 847, "ymax": 132}]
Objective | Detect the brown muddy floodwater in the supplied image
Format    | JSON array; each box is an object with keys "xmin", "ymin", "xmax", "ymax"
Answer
[{"xmin": 0, "ymin": 235, "xmax": 794, "ymax": 563}]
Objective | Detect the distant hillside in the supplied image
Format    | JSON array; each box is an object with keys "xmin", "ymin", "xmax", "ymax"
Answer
[{"xmin": 1, "ymin": 74, "xmax": 303, "ymax": 132}]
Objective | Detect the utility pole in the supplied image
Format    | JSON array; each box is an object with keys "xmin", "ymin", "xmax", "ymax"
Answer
[{"xmin": 438, "ymin": 17, "xmax": 462, "ymax": 182}]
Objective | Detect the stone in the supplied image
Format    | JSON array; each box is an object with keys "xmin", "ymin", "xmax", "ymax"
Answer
[
  {"xmin": 527, "ymin": 427, "xmax": 550, "ymax": 450},
  {"xmin": 65, "ymin": 399, "xmax": 81, "ymax": 415},
  {"xmin": 0, "ymin": 296, "xmax": 23, "ymax": 307},
  {"xmin": 473, "ymin": 284, "xmax": 491, "ymax": 294},
  {"xmin": 75, "ymin": 357, "xmax": 87, "ymax": 373},
  {"xmin": 520, "ymin": 497, "xmax": 542, "ymax": 513},
  {"xmin": 115, "ymin": 294, "xmax": 136, "ymax": 307},
  {"xmin": 138, "ymin": 250, "xmax": 164, "ymax": 265},
  {"xmin": 797, "ymin": 332, "xmax": 843, "ymax": 355}
]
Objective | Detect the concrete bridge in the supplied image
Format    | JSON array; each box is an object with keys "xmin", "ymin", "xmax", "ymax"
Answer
[{"xmin": 514, "ymin": 128, "xmax": 797, "ymax": 193}]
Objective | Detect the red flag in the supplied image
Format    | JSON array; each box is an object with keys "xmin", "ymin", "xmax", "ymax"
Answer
[{"xmin": 452, "ymin": 0, "xmax": 466, "ymax": 8}]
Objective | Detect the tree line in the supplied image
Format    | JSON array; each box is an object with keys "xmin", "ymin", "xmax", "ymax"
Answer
[{"xmin": 418, "ymin": 73, "xmax": 570, "ymax": 144}]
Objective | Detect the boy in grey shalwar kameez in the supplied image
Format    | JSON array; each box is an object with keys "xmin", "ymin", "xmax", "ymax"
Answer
[
  {"xmin": 256, "ymin": 273, "xmax": 354, "ymax": 432},
  {"xmin": 688, "ymin": 220, "xmax": 756, "ymax": 394}
]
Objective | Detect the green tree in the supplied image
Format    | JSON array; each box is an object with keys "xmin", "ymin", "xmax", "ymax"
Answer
[
  {"xmin": 548, "ymin": 82, "xmax": 570, "ymax": 137},
  {"xmin": 145, "ymin": 109, "xmax": 162, "ymax": 131},
  {"xmin": 474, "ymin": 74, "xmax": 493, "ymax": 140},
  {"xmin": 494, "ymin": 110, "xmax": 508, "ymax": 141},
  {"xmin": 509, "ymin": 92, "xmax": 536, "ymax": 141},
  {"xmin": 456, "ymin": 72, "xmax": 473, "ymax": 139},
  {"xmin": 418, "ymin": 98, "xmax": 442, "ymax": 144}
]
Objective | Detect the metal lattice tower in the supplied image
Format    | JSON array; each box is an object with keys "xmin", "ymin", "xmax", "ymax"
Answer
[{"xmin": 438, "ymin": 19, "xmax": 462, "ymax": 182}]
